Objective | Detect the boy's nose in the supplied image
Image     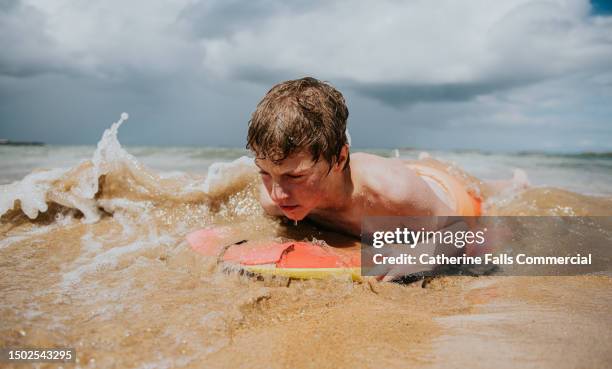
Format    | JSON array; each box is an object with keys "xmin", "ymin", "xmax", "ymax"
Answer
[{"xmin": 270, "ymin": 182, "xmax": 290, "ymax": 202}]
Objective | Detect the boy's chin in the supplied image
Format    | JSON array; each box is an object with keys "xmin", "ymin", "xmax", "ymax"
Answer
[{"xmin": 282, "ymin": 207, "xmax": 308, "ymax": 221}]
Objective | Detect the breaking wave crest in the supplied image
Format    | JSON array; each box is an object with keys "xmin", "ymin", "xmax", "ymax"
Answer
[{"xmin": 0, "ymin": 113, "xmax": 261, "ymax": 225}]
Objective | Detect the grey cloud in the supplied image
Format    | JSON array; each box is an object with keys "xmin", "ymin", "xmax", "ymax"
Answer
[
  {"xmin": 212, "ymin": 64, "xmax": 541, "ymax": 108},
  {"xmin": 176, "ymin": 0, "xmax": 322, "ymax": 39},
  {"xmin": 1, "ymin": 0, "xmax": 612, "ymax": 153},
  {"xmin": 1, "ymin": 1, "xmax": 204, "ymax": 82},
  {"xmin": 231, "ymin": 64, "xmax": 303, "ymax": 86},
  {"xmin": 0, "ymin": 1, "xmax": 64, "ymax": 77},
  {"xmin": 228, "ymin": 67, "xmax": 529, "ymax": 107},
  {"xmin": 345, "ymin": 79, "xmax": 532, "ymax": 107},
  {"xmin": 197, "ymin": 0, "xmax": 612, "ymax": 107},
  {"xmin": 0, "ymin": 0, "xmax": 19, "ymax": 11}
]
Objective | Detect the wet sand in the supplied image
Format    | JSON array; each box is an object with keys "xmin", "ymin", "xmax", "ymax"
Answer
[
  {"xmin": 1, "ymin": 118, "xmax": 611, "ymax": 368},
  {"xmin": 1, "ymin": 213, "xmax": 610, "ymax": 369}
]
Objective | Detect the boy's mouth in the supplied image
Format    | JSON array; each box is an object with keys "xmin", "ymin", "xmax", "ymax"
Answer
[{"xmin": 279, "ymin": 204, "xmax": 300, "ymax": 212}]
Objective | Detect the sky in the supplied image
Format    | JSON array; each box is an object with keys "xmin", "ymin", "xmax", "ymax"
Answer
[{"xmin": 1, "ymin": 0, "xmax": 612, "ymax": 152}]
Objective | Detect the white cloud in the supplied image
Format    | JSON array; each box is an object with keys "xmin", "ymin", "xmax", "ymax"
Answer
[
  {"xmin": 1, "ymin": 0, "xmax": 611, "ymax": 150},
  {"xmin": 200, "ymin": 0, "xmax": 612, "ymax": 91},
  {"xmin": 3, "ymin": 0, "xmax": 611, "ymax": 96},
  {"xmin": 2, "ymin": 0, "xmax": 197, "ymax": 79}
]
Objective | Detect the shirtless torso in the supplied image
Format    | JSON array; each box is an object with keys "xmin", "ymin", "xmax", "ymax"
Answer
[{"xmin": 258, "ymin": 152, "xmax": 456, "ymax": 237}]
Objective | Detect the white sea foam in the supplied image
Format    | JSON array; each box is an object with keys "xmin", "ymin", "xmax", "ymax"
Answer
[
  {"xmin": 191, "ymin": 156, "xmax": 257, "ymax": 197},
  {"xmin": 0, "ymin": 168, "xmax": 68, "ymax": 219},
  {"xmin": 60, "ymin": 232, "xmax": 176, "ymax": 289},
  {"xmin": 60, "ymin": 240, "xmax": 144, "ymax": 288},
  {"xmin": 0, "ymin": 113, "xmax": 258, "ymax": 224},
  {"xmin": 0, "ymin": 113, "xmax": 132, "ymax": 223}
]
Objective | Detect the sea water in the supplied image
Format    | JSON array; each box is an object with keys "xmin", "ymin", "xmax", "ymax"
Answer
[{"xmin": 1, "ymin": 115, "xmax": 611, "ymax": 368}]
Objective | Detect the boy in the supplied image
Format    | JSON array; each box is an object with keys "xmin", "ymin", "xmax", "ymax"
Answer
[
  {"xmin": 241, "ymin": 77, "xmax": 533, "ymax": 280},
  {"xmin": 247, "ymin": 77, "xmax": 512, "ymax": 237}
]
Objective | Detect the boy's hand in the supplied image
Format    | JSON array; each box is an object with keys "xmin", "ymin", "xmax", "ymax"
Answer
[{"xmin": 362, "ymin": 244, "xmax": 435, "ymax": 282}]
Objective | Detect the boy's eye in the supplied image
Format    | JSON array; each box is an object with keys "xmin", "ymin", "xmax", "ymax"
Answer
[
  {"xmin": 259, "ymin": 171, "xmax": 270, "ymax": 176},
  {"xmin": 287, "ymin": 174, "xmax": 304, "ymax": 179}
]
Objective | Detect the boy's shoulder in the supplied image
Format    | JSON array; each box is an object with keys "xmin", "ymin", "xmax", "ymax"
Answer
[
  {"xmin": 350, "ymin": 152, "xmax": 405, "ymax": 174},
  {"xmin": 350, "ymin": 152, "xmax": 421, "ymax": 205}
]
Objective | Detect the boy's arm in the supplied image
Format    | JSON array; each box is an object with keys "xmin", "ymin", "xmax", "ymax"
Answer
[{"xmin": 258, "ymin": 183, "xmax": 283, "ymax": 216}]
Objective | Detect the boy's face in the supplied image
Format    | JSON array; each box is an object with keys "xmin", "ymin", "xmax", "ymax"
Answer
[{"xmin": 255, "ymin": 150, "xmax": 332, "ymax": 221}]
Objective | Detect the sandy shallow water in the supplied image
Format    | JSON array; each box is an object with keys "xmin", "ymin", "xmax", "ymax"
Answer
[{"xmin": 1, "ymin": 117, "xmax": 611, "ymax": 368}]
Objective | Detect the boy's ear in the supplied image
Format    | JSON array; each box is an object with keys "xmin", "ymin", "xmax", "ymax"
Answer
[{"xmin": 334, "ymin": 144, "xmax": 350, "ymax": 172}]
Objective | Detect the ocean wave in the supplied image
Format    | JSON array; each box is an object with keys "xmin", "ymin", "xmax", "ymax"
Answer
[{"xmin": 0, "ymin": 113, "xmax": 259, "ymax": 224}]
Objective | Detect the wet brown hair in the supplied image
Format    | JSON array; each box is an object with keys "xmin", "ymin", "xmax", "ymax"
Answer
[{"xmin": 247, "ymin": 77, "xmax": 350, "ymax": 169}]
